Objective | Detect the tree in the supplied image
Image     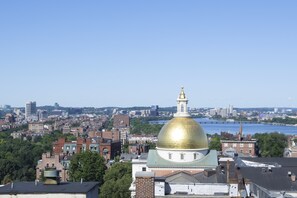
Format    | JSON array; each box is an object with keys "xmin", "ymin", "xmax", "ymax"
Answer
[
  {"xmin": 0, "ymin": 138, "xmax": 46, "ymax": 184},
  {"xmin": 209, "ymin": 135, "xmax": 221, "ymax": 151},
  {"xmin": 253, "ymin": 132, "xmax": 288, "ymax": 157},
  {"xmin": 130, "ymin": 118, "xmax": 163, "ymax": 135},
  {"xmin": 100, "ymin": 162, "xmax": 132, "ymax": 198},
  {"xmin": 69, "ymin": 151, "xmax": 106, "ymax": 184}
]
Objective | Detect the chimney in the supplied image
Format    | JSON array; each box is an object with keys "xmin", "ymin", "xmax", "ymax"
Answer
[{"xmin": 46, "ymin": 152, "xmax": 51, "ymax": 158}]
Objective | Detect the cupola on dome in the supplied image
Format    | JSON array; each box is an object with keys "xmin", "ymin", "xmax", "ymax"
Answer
[{"xmin": 156, "ymin": 88, "xmax": 208, "ymax": 150}]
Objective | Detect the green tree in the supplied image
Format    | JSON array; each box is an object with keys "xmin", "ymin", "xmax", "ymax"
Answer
[
  {"xmin": 147, "ymin": 142, "xmax": 156, "ymax": 150},
  {"xmin": 253, "ymin": 132, "xmax": 288, "ymax": 157},
  {"xmin": 69, "ymin": 151, "xmax": 106, "ymax": 184},
  {"xmin": 209, "ymin": 135, "xmax": 221, "ymax": 151},
  {"xmin": 130, "ymin": 118, "xmax": 163, "ymax": 135},
  {"xmin": 0, "ymin": 138, "xmax": 46, "ymax": 183},
  {"xmin": 122, "ymin": 142, "xmax": 129, "ymax": 153},
  {"xmin": 100, "ymin": 162, "xmax": 132, "ymax": 198}
]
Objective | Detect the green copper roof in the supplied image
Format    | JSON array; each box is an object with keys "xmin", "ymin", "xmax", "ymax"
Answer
[{"xmin": 146, "ymin": 150, "xmax": 218, "ymax": 169}]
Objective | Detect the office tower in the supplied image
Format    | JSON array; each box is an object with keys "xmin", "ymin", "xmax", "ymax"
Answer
[{"xmin": 25, "ymin": 101, "xmax": 37, "ymax": 118}]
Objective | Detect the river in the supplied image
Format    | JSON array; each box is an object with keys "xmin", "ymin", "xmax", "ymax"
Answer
[{"xmin": 150, "ymin": 118, "xmax": 297, "ymax": 135}]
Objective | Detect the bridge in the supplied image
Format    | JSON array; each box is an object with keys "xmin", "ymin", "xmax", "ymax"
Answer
[{"xmin": 197, "ymin": 121, "xmax": 259, "ymax": 124}]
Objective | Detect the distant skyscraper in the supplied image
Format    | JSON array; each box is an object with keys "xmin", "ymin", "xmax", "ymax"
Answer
[
  {"xmin": 54, "ymin": 102, "xmax": 60, "ymax": 109},
  {"xmin": 25, "ymin": 101, "xmax": 37, "ymax": 118},
  {"xmin": 150, "ymin": 105, "xmax": 159, "ymax": 116}
]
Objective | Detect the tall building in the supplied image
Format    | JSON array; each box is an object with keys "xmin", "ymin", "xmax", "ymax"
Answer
[
  {"xmin": 150, "ymin": 105, "xmax": 159, "ymax": 116},
  {"xmin": 25, "ymin": 101, "xmax": 36, "ymax": 118}
]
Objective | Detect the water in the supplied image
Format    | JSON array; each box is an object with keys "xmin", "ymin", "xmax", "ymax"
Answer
[{"xmin": 150, "ymin": 118, "xmax": 297, "ymax": 135}]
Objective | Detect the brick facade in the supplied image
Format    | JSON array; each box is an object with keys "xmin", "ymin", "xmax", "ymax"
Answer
[
  {"xmin": 53, "ymin": 137, "xmax": 121, "ymax": 161},
  {"xmin": 221, "ymin": 140, "xmax": 257, "ymax": 157},
  {"xmin": 135, "ymin": 172, "xmax": 154, "ymax": 198}
]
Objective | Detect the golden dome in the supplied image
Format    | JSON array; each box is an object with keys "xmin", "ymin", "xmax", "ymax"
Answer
[{"xmin": 157, "ymin": 117, "xmax": 208, "ymax": 149}]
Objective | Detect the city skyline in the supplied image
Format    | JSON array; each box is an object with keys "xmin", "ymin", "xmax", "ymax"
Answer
[{"xmin": 1, "ymin": 1, "xmax": 297, "ymax": 108}]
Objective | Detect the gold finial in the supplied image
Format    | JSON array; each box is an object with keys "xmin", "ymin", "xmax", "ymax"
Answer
[{"xmin": 179, "ymin": 87, "xmax": 186, "ymax": 99}]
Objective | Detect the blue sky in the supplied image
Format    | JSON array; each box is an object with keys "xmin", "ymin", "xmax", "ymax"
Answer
[{"xmin": 1, "ymin": 1, "xmax": 297, "ymax": 108}]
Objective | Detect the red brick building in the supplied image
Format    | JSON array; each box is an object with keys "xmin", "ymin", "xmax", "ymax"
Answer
[
  {"xmin": 221, "ymin": 140, "xmax": 257, "ymax": 157},
  {"xmin": 52, "ymin": 137, "xmax": 121, "ymax": 161},
  {"xmin": 88, "ymin": 129, "xmax": 120, "ymax": 142}
]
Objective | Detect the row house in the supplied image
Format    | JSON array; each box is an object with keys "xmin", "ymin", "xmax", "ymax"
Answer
[{"xmin": 53, "ymin": 137, "xmax": 121, "ymax": 161}]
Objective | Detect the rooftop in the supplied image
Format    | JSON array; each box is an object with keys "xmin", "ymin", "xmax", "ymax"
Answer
[{"xmin": 0, "ymin": 182, "xmax": 99, "ymax": 194}]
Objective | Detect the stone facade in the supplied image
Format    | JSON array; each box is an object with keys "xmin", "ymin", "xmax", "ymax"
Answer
[
  {"xmin": 29, "ymin": 122, "xmax": 44, "ymax": 133},
  {"xmin": 36, "ymin": 152, "xmax": 69, "ymax": 182}
]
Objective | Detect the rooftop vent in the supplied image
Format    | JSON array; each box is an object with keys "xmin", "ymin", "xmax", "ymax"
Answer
[{"xmin": 288, "ymin": 171, "xmax": 292, "ymax": 177}]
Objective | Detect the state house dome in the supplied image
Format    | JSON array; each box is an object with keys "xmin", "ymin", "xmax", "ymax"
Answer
[
  {"xmin": 156, "ymin": 117, "xmax": 208, "ymax": 149},
  {"xmin": 156, "ymin": 88, "xmax": 208, "ymax": 150}
]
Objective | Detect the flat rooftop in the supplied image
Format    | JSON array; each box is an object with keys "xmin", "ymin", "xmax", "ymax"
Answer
[{"xmin": 0, "ymin": 182, "xmax": 99, "ymax": 194}]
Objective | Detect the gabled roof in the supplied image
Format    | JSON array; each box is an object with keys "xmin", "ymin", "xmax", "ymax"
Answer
[
  {"xmin": 165, "ymin": 172, "xmax": 199, "ymax": 184},
  {"xmin": 146, "ymin": 150, "xmax": 218, "ymax": 169},
  {"xmin": 161, "ymin": 169, "xmax": 227, "ymax": 184}
]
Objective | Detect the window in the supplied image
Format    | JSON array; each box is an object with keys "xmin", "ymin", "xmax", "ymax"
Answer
[
  {"xmin": 142, "ymin": 167, "xmax": 146, "ymax": 171},
  {"xmin": 249, "ymin": 144, "xmax": 253, "ymax": 148},
  {"xmin": 194, "ymin": 153, "xmax": 197, "ymax": 160},
  {"xmin": 240, "ymin": 150, "xmax": 243, "ymax": 153},
  {"xmin": 181, "ymin": 104, "xmax": 184, "ymax": 112},
  {"xmin": 181, "ymin": 153, "xmax": 184, "ymax": 160},
  {"xmin": 240, "ymin": 144, "xmax": 244, "ymax": 148},
  {"xmin": 249, "ymin": 150, "xmax": 252, "ymax": 154},
  {"xmin": 224, "ymin": 143, "xmax": 228, "ymax": 147},
  {"xmin": 233, "ymin": 143, "xmax": 237, "ymax": 148},
  {"xmin": 168, "ymin": 153, "xmax": 172, "ymax": 159}
]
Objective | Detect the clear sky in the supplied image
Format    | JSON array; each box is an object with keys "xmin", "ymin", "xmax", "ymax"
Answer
[{"xmin": 1, "ymin": 1, "xmax": 297, "ymax": 108}]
